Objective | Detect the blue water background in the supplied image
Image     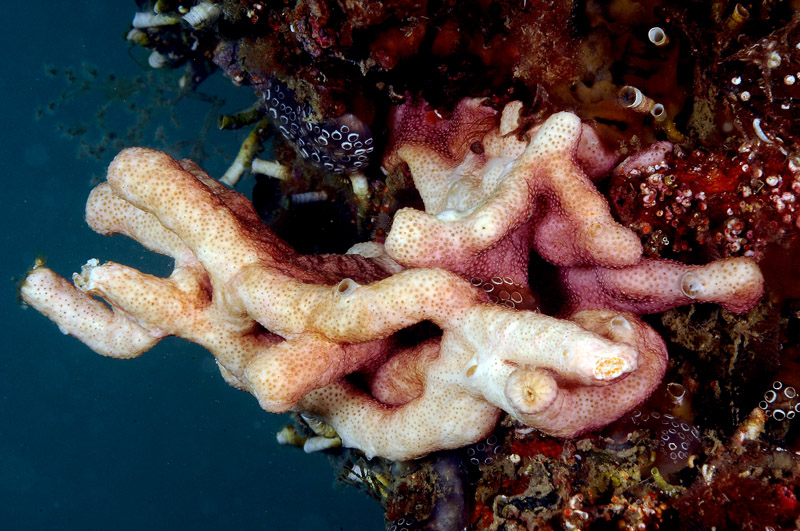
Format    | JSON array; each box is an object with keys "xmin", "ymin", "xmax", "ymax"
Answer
[{"xmin": 1, "ymin": 2, "xmax": 384, "ymax": 529}]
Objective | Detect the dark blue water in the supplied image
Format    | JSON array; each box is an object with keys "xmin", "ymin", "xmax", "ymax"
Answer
[{"xmin": 1, "ymin": 3, "xmax": 384, "ymax": 529}]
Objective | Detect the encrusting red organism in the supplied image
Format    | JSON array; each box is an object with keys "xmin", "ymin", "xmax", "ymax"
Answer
[{"xmin": 610, "ymin": 141, "xmax": 800, "ymax": 261}]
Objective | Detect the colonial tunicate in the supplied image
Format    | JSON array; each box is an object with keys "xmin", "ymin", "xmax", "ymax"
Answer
[{"xmin": 262, "ymin": 80, "xmax": 374, "ymax": 174}]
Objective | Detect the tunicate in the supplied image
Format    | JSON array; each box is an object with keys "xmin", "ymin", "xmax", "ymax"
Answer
[
  {"xmin": 262, "ymin": 79, "xmax": 374, "ymax": 174},
  {"xmin": 624, "ymin": 410, "xmax": 701, "ymax": 479},
  {"xmin": 759, "ymin": 380, "xmax": 799, "ymax": 421}
]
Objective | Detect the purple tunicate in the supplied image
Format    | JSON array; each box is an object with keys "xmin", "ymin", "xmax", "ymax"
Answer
[
  {"xmin": 426, "ymin": 454, "xmax": 469, "ymax": 531},
  {"xmin": 388, "ymin": 453, "xmax": 468, "ymax": 531},
  {"xmin": 263, "ymin": 79, "xmax": 374, "ymax": 174}
]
